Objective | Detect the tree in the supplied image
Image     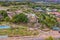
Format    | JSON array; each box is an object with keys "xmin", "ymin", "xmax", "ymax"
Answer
[
  {"xmin": 0, "ymin": 10, "xmax": 9, "ymax": 21},
  {"xmin": 12, "ymin": 13, "xmax": 28, "ymax": 23},
  {"xmin": 4, "ymin": 17, "xmax": 10, "ymax": 22},
  {"xmin": 38, "ymin": 13, "xmax": 57, "ymax": 28},
  {"xmin": 0, "ymin": 10, "xmax": 8, "ymax": 18}
]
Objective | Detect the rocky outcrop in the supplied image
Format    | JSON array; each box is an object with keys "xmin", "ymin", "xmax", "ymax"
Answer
[{"xmin": 27, "ymin": 13, "xmax": 40, "ymax": 28}]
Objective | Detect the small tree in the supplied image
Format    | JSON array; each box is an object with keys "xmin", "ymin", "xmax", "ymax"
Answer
[
  {"xmin": 0, "ymin": 10, "xmax": 8, "ymax": 18},
  {"xmin": 0, "ymin": 10, "xmax": 9, "ymax": 21}
]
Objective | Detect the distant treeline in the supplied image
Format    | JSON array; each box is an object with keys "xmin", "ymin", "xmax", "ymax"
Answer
[{"xmin": 0, "ymin": 0, "xmax": 60, "ymax": 3}]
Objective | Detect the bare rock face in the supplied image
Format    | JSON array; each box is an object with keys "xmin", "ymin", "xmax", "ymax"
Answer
[
  {"xmin": 27, "ymin": 13, "xmax": 40, "ymax": 28},
  {"xmin": 27, "ymin": 13, "xmax": 37, "ymax": 23}
]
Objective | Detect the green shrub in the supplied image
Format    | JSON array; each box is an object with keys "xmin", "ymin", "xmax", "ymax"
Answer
[
  {"xmin": 38, "ymin": 13, "xmax": 57, "ymax": 28},
  {"xmin": 0, "ymin": 10, "xmax": 8, "ymax": 18},
  {"xmin": 0, "ymin": 10, "xmax": 9, "ymax": 21},
  {"xmin": 45, "ymin": 36, "xmax": 54, "ymax": 40},
  {"xmin": 12, "ymin": 13, "xmax": 28, "ymax": 23},
  {"xmin": 4, "ymin": 17, "xmax": 10, "ymax": 22}
]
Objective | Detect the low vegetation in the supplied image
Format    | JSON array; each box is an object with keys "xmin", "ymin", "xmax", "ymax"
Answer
[
  {"xmin": 45, "ymin": 36, "xmax": 54, "ymax": 40},
  {"xmin": 38, "ymin": 13, "xmax": 57, "ymax": 28},
  {"xmin": 0, "ymin": 27, "xmax": 39, "ymax": 36},
  {"xmin": 12, "ymin": 13, "xmax": 28, "ymax": 23}
]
